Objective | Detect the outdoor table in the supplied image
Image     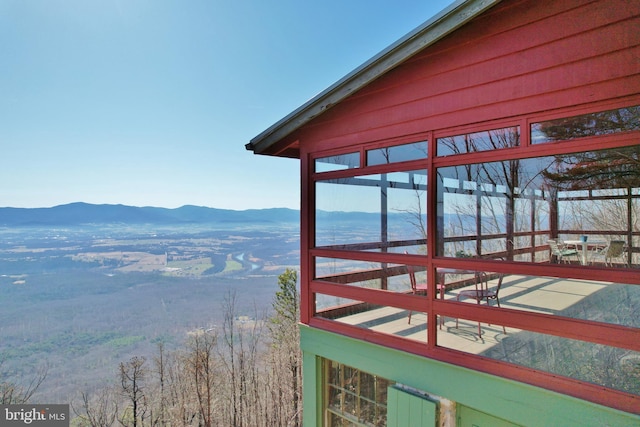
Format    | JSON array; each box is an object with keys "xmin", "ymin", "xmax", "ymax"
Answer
[{"xmin": 564, "ymin": 239, "xmax": 606, "ymax": 265}]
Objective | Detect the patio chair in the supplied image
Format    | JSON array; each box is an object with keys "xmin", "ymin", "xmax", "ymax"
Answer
[
  {"xmin": 406, "ymin": 263, "xmax": 428, "ymax": 324},
  {"xmin": 455, "ymin": 272, "xmax": 506, "ymax": 336},
  {"xmin": 590, "ymin": 240, "xmax": 628, "ymax": 267},
  {"xmin": 405, "ymin": 252, "xmax": 447, "ymax": 325},
  {"xmin": 548, "ymin": 239, "xmax": 578, "ymax": 264}
]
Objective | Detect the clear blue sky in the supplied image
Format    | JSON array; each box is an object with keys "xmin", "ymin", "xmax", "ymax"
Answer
[{"xmin": 1, "ymin": 0, "xmax": 453, "ymax": 210}]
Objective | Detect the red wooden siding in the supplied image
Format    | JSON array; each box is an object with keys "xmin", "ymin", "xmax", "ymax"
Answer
[
  {"xmin": 292, "ymin": 0, "xmax": 640, "ymax": 415},
  {"xmin": 292, "ymin": 0, "xmax": 640, "ymax": 152}
]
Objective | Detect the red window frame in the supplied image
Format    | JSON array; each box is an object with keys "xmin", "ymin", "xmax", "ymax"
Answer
[{"xmin": 301, "ymin": 97, "xmax": 640, "ymax": 413}]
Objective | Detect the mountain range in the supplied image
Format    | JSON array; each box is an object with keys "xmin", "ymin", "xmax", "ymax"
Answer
[{"xmin": 0, "ymin": 202, "xmax": 302, "ymax": 226}]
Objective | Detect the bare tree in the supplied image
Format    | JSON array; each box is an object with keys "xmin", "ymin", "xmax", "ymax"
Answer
[
  {"xmin": 218, "ymin": 289, "xmax": 267, "ymax": 427},
  {"xmin": 153, "ymin": 343, "xmax": 168, "ymax": 427},
  {"xmin": 164, "ymin": 349, "xmax": 198, "ymax": 426},
  {"xmin": 65, "ymin": 270, "xmax": 306, "ymax": 426},
  {"xmin": 119, "ymin": 356, "xmax": 148, "ymax": 427},
  {"xmin": 184, "ymin": 329, "xmax": 219, "ymax": 427},
  {"xmin": 72, "ymin": 388, "xmax": 119, "ymax": 427},
  {"xmin": 0, "ymin": 362, "xmax": 47, "ymax": 404},
  {"xmin": 268, "ymin": 269, "xmax": 302, "ymax": 426}
]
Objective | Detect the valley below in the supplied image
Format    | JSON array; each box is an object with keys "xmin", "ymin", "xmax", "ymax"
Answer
[{"xmin": 0, "ymin": 220, "xmax": 300, "ymax": 404}]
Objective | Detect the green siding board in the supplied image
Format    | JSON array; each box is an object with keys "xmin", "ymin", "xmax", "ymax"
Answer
[
  {"xmin": 457, "ymin": 405, "xmax": 520, "ymax": 427},
  {"xmin": 408, "ymin": 397, "xmax": 421, "ymax": 426},
  {"xmin": 388, "ymin": 387, "xmax": 437, "ymax": 427},
  {"xmin": 300, "ymin": 325, "xmax": 640, "ymax": 427},
  {"xmin": 388, "ymin": 387, "xmax": 398, "ymax": 425}
]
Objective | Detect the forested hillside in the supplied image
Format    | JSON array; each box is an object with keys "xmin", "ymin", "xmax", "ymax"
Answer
[
  {"xmin": 2, "ymin": 270, "xmax": 303, "ymax": 427},
  {"xmin": 0, "ymin": 214, "xmax": 303, "ymax": 424}
]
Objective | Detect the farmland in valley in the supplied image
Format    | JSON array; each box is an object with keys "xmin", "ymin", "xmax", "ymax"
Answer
[{"xmin": 0, "ymin": 216, "xmax": 300, "ymax": 403}]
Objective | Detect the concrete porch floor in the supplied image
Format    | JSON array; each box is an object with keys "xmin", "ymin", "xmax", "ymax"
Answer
[{"xmin": 330, "ymin": 274, "xmax": 612, "ymax": 355}]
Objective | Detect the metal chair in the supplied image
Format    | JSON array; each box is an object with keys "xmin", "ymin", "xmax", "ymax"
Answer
[
  {"xmin": 405, "ymin": 252, "xmax": 446, "ymax": 325},
  {"xmin": 406, "ymin": 263, "xmax": 427, "ymax": 324},
  {"xmin": 548, "ymin": 239, "xmax": 578, "ymax": 264},
  {"xmin": 455, "ymin": 272, "xmax": 506, "ymax": 336}
]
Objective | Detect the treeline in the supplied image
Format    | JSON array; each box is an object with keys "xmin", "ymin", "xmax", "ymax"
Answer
[{"xmin": 2, "ymin": 269, "xmax": 302, "ymax": 427}]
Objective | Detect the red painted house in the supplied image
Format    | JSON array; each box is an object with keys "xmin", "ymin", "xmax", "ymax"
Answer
[{"xmin": 248, "ymin": 0, "xmax": 640, "ymax": 425}]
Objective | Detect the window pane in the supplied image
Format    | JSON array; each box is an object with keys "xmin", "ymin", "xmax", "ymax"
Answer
[
  {"xmin": 531, "ymin": 105, "xmax": 640, "ymax": 144},
  {"xmin": 436, "ymin": 146, "xmax": 640, "ymax": 268},
  {"xmin": 436, "ymin": 158, "xmax": 551, "ymax": 261},
  {"xmin": 438, "ymin": 317, "xmax": 640, "ymax": 397},
  {"xmin": 325, "ymin": 360, "xmax": 392, "ymax": 427},
  {"xmin": 367, "ymin": 140, "xmax": 428, "ymax": 165},
  {"xmin": 438, "ymin": 270, "xmax": 640, "ymax": 329},
  {"xmin": 316, "ymin": 295, "xmax": 428, "ymax": 343},
  {"xmin": 315, "ymin": 258, "xmax": 427, "ymax": 296},
  {"xmin": 315, "ymin": 152, "xmax": 360, "ymax": 172},
  {"xmin": 316, "ymin": 171, "xmax": 427, "ymax": 253},
  {"xmin": 437, "ymin": 126, "xmax": 519, "ymax": 156}
]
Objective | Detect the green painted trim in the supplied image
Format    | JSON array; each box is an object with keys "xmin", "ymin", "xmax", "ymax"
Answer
[
  {"xmin": 301, "ymin": 325, "xmax": 640, "ymax": 427},
  {"xmin": 302, "ymin": 351, "xmax": 323, "ymax": 427},
  {"xmin": 457, "ymin": 405, "xmax": 520, "ymax": 427}
]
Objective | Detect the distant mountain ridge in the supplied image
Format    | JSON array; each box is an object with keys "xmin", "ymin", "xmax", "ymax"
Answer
[{"xmin": 0, "ymin": 202, "xmax": 302, "ymax": 226}]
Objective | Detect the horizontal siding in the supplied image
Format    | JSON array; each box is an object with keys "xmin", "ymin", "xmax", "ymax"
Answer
[
  {"xmin": 359, "ymin": 19, "xmax": 640, "ymax": 114},
  {"xmin": 408, "ymin": 0, "xmax": 637, "ymax": 76},
  {"xmin": 302, "ymin": 326, "xmax": 640, "ymax": 425},
  {"xmin": 299, "ymin": 0, "xmax": 640, "ymax": 150}
]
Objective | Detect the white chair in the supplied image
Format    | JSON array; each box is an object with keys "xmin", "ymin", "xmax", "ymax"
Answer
[
  {"xmin": 548, "ymin": 239, "xmax": 578, "ymax": 264},
  {"xmin": 590, "ymin": 240, "xmax": 628, "ymax": 267}
]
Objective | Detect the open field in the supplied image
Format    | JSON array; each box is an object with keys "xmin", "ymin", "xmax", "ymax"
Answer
[{"xmin": 0, "ymin": 222, "xmax": 300, "ymax": 403}]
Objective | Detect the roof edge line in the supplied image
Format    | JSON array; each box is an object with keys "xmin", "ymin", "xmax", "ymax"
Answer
[{"xmin": 247, "ymin": 0, "xmax": 502, "ymax": 154}]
